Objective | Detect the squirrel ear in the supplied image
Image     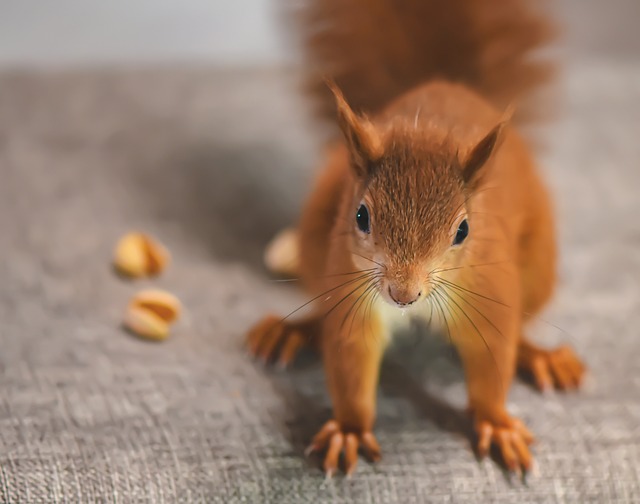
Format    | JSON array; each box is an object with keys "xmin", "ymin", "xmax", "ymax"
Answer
[
  {"xmin": 327, "ymin": 80, "xmax": 383, "ymax": 177},
  {"xmin": 462, "ymin": 118, "xmax": 509, "ymax": 187}
]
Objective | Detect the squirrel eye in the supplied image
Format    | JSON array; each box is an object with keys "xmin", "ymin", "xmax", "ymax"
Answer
[
  {"xmin": 453, "ymin": 219, "xmax": 469, "ymax": 245},
  {"xmin": 356, "ymin": 204, "xmax": 371, "ymax": 234}
]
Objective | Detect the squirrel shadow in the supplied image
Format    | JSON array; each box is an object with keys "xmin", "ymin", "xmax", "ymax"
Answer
[
  {"xmin": 139, "ymin": 141, "xmax": 309, "ymax": 273},
  {"xmin": 261, "ymin": 323, "xmax": 523, "ymax": 481},
  {"xmin": 260, "ymin": 325, "xmax": 471, "ymax": 475}
]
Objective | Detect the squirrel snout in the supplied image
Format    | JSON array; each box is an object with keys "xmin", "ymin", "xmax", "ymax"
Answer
[{"xmin": 388, "ymin": 284, "xmax": 422, "ymax": 307}]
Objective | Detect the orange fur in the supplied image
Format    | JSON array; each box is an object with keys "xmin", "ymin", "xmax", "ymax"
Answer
[{"xmin": 247, "ymin": 0, "xmax": 585, "ymax": 476}]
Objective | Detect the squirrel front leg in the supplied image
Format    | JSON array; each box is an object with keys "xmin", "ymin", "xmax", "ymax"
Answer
[
  {"xmin": 446, "ymin": 265, "xmax": 534, "ymax": 472},
  {"xmin": 308, "ymin": 301, "xmax": 388, "ymax": 476}
]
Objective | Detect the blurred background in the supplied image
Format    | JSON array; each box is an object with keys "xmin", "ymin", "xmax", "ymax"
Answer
[{"xmin": 0, "ymin": 0, "xmax": 638, "ymax": 68}]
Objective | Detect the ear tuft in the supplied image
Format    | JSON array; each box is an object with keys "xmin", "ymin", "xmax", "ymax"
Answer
[
  {"xmin": 462, "ymin": 116, "xmax": 510, "ymax": 187},
  {"xmin": 326, "ymin": 80, "xmax": 383, "ymax": 177}
]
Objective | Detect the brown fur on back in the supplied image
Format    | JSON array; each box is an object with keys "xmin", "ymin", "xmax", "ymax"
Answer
[{"xmin": 288, "ymin": 0, "xmax": 556, "ymax": 129}]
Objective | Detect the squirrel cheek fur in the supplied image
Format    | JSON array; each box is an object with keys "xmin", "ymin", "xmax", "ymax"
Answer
[{"xmin": 247, "ymin": 0, "xmax": 586, "ymax": 477}]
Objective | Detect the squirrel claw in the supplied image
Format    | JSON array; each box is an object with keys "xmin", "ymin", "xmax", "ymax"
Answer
[
  {"xmin": 473, "ymin": 411, "xmax": 534, "ymax": 473},
  {"xmin": 245, "ymin": 315, "xmax": 305, "ymax": 366},
  {"xmin": 304, "ymin": 445, "xmax": 315, "ymax": 457},
  {"xmin": 308, "ymin": 420, "xmax": 381, "ymax": 476},
  {"xmin": 519, "ymin": 345, "xmax": 586, "ymax": 392}
]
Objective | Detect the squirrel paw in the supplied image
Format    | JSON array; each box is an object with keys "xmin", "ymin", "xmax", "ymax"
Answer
[
  {"xmin": 519, "ymin": 345, "xmax": 585, "ymax": 392},
  {"xmin": 306, "ymin": 420, "xmax": 381, "ymax": 477},
  {"xmin": 246, "ymin": 315, "xmax": 305, "ymax": 368},
  {"xmin": 472, "ymin": 410, "xmax": 534, "ymax": 474}
]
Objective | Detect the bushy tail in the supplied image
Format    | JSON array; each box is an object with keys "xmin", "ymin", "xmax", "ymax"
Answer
[{"xmin": 287, "ymin": 0, "xmax": 557, "ymax": 126}]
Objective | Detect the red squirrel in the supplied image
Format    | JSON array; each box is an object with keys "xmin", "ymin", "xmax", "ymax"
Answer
[{"xmin": 247, "ymin": 0, "xmax": 585, "ymax": 476}]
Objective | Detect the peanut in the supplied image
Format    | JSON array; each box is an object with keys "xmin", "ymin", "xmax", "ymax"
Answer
[
  {"xmin": 123, "ymin": 289, "xmax": 181, "ymax": 341},
  {"xmin": 113, "ymin": 232, "xmax": 170, "ymax": 278}
]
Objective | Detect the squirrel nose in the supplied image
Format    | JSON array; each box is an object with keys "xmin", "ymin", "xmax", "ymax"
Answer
[{"xmin": 388, "ymin": 284, "xmax": 421, "ymax": 306}]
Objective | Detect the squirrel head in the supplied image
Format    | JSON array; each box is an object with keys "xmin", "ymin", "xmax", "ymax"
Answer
[{"xmin": 330, "ymin": 82, "xmax": 508, "ymax": 308}]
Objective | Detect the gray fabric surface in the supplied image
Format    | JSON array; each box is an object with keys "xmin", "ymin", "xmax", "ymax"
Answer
[{"xmin": 0, "ymin": 60, "xmax": 639, "ymax": 503}]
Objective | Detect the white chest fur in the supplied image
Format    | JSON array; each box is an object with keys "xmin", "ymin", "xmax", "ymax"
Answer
[{"xmin": 375, "ymin": 296, "xmax": 441, "ymax": 340}]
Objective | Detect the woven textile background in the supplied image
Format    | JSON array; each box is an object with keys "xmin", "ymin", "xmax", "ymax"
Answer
[{"xmin": 0, "ymin": 60, "xmax": 638, "ymax": 502}]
